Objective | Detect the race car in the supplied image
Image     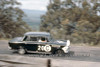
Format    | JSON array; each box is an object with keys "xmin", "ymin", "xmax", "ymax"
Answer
[{"xmin": 8, "ymin": 32, "xmax": 70, "ymax": 55}]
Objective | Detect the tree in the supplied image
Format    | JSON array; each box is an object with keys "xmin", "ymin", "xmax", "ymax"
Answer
[
  {"xmin": 0, "ymin": 0, "xmax": 31, "ymax": 38},
  {"xmin": 40, "ymin": 0, "xmax": 100, "ymax": 45}
]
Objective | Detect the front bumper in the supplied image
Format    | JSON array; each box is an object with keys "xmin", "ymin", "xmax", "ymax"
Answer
[{"xmin": 62, "ymin": 46, "xmax": 70, "ymax": 53}]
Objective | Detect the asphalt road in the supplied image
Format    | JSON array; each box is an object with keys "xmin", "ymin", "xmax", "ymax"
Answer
[{"xmin": 0, "ymin": 40, "xmax": 100, "ymax": 62}]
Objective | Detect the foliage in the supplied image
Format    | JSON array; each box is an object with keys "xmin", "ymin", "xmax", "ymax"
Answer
[
  {"xmin": 0, "ymin": 0, "xmax": 31, "ymax": 38},
  {"xmin": 40, "ymin": 0, "xmax": 100, "ymax": 45}
]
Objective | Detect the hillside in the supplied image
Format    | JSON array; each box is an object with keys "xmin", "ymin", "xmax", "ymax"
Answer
[{"xmin": 23, "ymin": 9, "xmax": 45, "ymax": 31}]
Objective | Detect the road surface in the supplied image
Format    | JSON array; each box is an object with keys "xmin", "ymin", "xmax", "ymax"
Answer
[
  {"xmin": 0, "ymin": 40, "xmax": 100, "ymax": 67},
  {"xmin": 0, "ymin": 40, "xmax": 100, "ymax": 62}
]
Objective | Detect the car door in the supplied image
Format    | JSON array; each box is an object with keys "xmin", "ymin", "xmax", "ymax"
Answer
[
  {"xmin": 37, "ymin": 37, "xmax": 52, "ymax": 52},
  {"xmin": 23, "ymin": 36, "xmax": 38, "ymax": 51}
]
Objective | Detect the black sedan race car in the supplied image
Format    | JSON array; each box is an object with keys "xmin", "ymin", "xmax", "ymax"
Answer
[{"xmin": 8, "ymin": 32, "xmax": 70, "ymax": 55}]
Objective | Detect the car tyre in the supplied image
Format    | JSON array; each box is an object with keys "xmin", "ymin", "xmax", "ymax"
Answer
[
  {"xmin": 55, "ymin": 50, "xmax": 65, "ymax": 56},
  {"xmin": 18, "ymin": 47, "xmax": 26, "ymax": 55}
]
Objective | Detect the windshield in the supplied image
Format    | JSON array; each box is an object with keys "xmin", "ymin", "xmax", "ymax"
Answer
[{"xmin": 49, "ymin": 35, "xmax": 55, "ymax": 41}]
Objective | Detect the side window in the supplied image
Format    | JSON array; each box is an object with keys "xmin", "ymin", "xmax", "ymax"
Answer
[
  {"xmin": 30, "ymin": 37, "xmax": 38, "ymax": 41},
  {"xmin": 38, "ymin": 37, "xmax": 49, "ymax": 42},
  {"xmin": 41, "ymin": 37, "xmax": 46, "ymax": 41}
]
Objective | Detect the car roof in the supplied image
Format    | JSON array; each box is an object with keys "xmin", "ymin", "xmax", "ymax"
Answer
[{"xmin": 24, "ymin": 32, "xmax": 50, "ymax": 36}]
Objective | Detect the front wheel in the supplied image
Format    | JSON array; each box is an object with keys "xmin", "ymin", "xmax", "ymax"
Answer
[{"xmin": 55, "ymin": 50, "xmax": 65, "ymax": 56}]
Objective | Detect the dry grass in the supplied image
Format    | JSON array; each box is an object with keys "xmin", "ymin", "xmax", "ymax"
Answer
[
  {"xmin": 71, "ymin": 43, "xmax": 100, "ymax": 47},
  {"xmin": 0, "ymin": 38, "xmax": 10, "ymax": 40}
]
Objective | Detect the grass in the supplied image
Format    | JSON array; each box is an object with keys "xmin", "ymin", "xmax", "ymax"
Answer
[
  {"xmin": 71, "ymin": 43, "xmax": 100, "ymax": 47},
  {"xmin": 0, "ymin": 38, "xmax": 10, "ymax": 40}
]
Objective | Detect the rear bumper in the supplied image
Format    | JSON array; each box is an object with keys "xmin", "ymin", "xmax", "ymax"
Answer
[
  {"xmin": 8, "ymin": 45, "xmax": 12, "ymax": 50},
  {"xmin": 8, "ymin": 43, "xmax": 19, "ymax": 50}
]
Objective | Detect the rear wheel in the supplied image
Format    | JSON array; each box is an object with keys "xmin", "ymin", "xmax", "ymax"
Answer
[
  {"xmin": 55, "ymin": 50, "xmax": 65, "ymax": 56},
  {"xmin": 18, "ymin": 47, "xmax": 26, "ymax": 55}
]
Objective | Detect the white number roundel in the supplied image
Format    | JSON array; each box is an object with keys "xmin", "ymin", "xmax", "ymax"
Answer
[{"xmin": 44, "ymin": 45, "xmax": 51, "ymax": 52}]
